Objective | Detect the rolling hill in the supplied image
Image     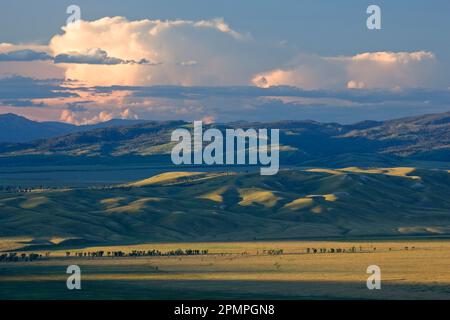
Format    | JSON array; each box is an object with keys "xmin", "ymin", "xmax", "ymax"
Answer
[{"xmin": 1, "ymin": 167, "xmax": 449, "ymax": 246}]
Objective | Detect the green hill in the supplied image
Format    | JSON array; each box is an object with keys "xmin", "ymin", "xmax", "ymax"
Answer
[{"xmin": 1, "ymin": 167, "xmax": 450, "ymax": 248}]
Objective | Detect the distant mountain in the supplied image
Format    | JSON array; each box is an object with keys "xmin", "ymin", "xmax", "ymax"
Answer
[
  {"xmin": 341, "ymin": 112, "xmax": 450, "ymax": 160},
  {"xmin": 0, "ymin": 113, "xmax": 146, "ymax": 143},
  {"xmin": 0, "ymin": 113, "xmax": 76, "ymax": 143},
  {"xmin": 0, "ymin": 111, "xmax": 448, "ymax": 165}
]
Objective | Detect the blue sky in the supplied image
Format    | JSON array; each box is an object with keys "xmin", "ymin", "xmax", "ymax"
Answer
[
  {"xmin": 2, "ymin": 0, "xmax": 449, "ymax": 56},
  {"xmin": 0, "ymin": 0, "xmax": 449, "ymax": 123}
]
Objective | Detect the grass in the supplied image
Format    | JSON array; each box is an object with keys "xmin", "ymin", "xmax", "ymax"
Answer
[
  {"xmin": 283, "ymin": 198, "xmax": 314, "ymax": 210},
  {"xmin": 0, "ymin": 237, "xmax": 34, "ymax": 252},
  {"xmin": 238, "ymin": 188, "xmax": 281, "ymax": 208},
  {"xmin": 19, "ymin": 196, "xmax": 48, "ymax": 209},
  {"xmin": 105, "ymin": 197, "xmax": 163, "ymax": 213},
  {"xmin": 305, "ymin": 167, "xmax": 420, "ymax": 179},
  {"xmin": 127, "ymin": 171, "xmax": 205, "ymax": 186},
  {"xmin": 198, "ymin": 187, "xmax": 228, "ymax": 203}
]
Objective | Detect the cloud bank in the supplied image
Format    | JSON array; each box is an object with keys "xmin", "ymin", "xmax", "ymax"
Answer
[
  {"xmin": 0, "ymin": 17, "xmax": 445, "ymax": 90},
  {"xmin": 252, "ymin": 51, "xmax": 438, "ymax": 90}
]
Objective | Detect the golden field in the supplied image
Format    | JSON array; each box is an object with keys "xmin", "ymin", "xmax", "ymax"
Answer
[{"xmin": 1, "ymin": 240, "xmax": 450, "ymax": 299}]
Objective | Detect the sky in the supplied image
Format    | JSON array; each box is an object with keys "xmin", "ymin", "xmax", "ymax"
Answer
[{"xmin": 0, "ymin": 0, "xmax": 449, "ymax": 124}]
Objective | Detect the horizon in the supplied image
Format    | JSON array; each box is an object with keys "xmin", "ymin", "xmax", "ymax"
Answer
[{"xmin": 2, "ymin": 107, "xmax": 449, "ymax": 127}]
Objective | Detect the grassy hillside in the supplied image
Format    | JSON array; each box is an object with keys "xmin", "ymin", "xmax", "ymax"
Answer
[{"xmin": 1, "ymin": 167, "xmax": 449, "ymax": 247}]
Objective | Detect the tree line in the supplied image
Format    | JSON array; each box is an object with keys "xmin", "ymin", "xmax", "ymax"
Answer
[
  {"xmin": 65, "ymin": 248, "xmax": 209, "ymax": 258},
  {"xmin": 0, "ymin": 252, "xmax": 42, "ymax": 262}
]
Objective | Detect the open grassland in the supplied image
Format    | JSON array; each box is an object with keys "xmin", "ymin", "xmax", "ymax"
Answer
[{"xmin": 1, "ymin": 240, "xmax": 449, "ymax": 299}]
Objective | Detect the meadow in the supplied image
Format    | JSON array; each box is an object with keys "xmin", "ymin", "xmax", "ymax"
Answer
[{"xmin": 1, "ymin": 240, "xmax": 449, "ymax": 299}]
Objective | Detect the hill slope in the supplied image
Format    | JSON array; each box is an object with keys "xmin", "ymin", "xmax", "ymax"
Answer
[{"xmin": 1, "ymin": 168, "xmax": 449, "ymax": 245}]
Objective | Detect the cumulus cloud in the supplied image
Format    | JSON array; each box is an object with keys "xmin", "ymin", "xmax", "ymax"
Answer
[
  {"xmin": 47, "ymin": 16, "xmax": 263, "ymax": 86},
  {"xmin": 144, "ymin": 17, "xmax": 248, "ymax": 40},
  {"xmin": 253, "ymin": 51, "xmax": 438, "ymax": 90},
  {"xmin": 59, "ymin": 109, "xmax": 77, "ymax": 124},
  {"xmin": 120, "ymin": 108, "xmax": 138, "ymax": 120},
  {"xmin": 1, "ymin": 17, "xmax": 447, "ymax": 124},
  {"xmin": 347, "ymin": 80, "xmax": 366, "ymax": 89},
  {"xmin": 202, "ymin": 115, "xmax": 215, "ymax": 124},
  {"xmin": 60, "ymin": 109, "xmax": 114, "ymax": 125}
]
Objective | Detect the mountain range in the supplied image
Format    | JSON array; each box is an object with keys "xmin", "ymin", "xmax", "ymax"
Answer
[
  {"xmin": 0, "ymin": 113, "xmax": 145, "ymax": 143},
  {"xmin": 0, "ymin": 111, "xmax": 448, "ymax": 166}
]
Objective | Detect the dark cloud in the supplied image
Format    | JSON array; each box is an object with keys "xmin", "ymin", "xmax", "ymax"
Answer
[
  {"xmin": 66, "ymin": 101, "xmax": 93, "ymax": 112},
  {"xmin": 54, "ymin": 48, "xmax": 155, "ymax": 65},
  {"xmin": 0, "ymin": 76, "xmax": 77, "ymax": 100},
  {"xmin": 0, "ymin": 48, "xmax": 153, "ymax": 66},
  {"xmin": 90, "ymin": 84, "xmax": 450, "ymax": 105},
  {"xmin": 87, "ymin": 84, "xmax": 450, "ymax": 123},
  {"xmin": 0, "ymin": 49, "xmax": 53, "ymax": 62},
  {"xmin": 1, "ymin": 77, "xmax": 449, "ymax": 123},
  {"xmin": 0, "ymin": 99, "xmax": 45, "ymax": 107}
]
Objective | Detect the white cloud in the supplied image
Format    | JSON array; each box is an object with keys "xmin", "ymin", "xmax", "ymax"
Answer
[
  {"xmin": 59, "ymin": 109, "xmax": 77, "ymax": 124},
  {"xmin": 120, "ymin": 108, "xmax": 138, "ymax": 119},
  {"xmin": 347, "ymin": 80, "xmax": 366, "ymax": 89},
  {"xmin": 253, "ymin": 51, "xmax": 438, "ymax": 90},
  {"xmin": 48, "ymin": 16, "xmax": 255, "ymax": 86},
  {"xmin": 60, "ymin": 109, "xmax": 114, "ymax": 125},
  {"xmin": 202, "ymin": 115, "xmax": 215, "ymax": 124},
  {"xmin": 349, "ymin": 51, "xmax": 434, "ymax": 63}
]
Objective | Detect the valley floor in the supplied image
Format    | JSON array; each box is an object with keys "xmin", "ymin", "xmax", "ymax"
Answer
[{"xmin": 1, "ymin": 240, "xmax": 449, "ymax": 299}]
